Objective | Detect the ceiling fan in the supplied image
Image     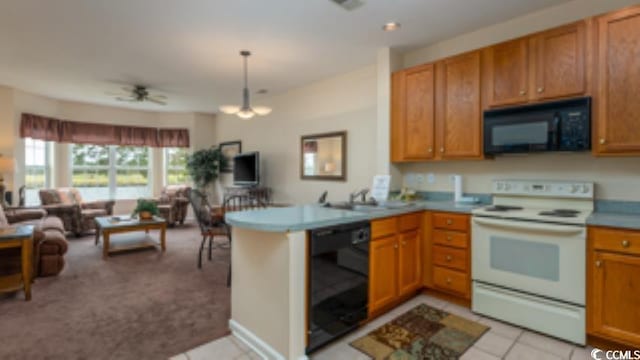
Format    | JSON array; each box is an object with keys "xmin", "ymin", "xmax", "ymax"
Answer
[
  {"xmin": 219, "ymin": 50, "xmax": 272, "ymax": 119},
  {"xmin": 107, "ymin": 85, "xmax": 168, "ymax": 105}
]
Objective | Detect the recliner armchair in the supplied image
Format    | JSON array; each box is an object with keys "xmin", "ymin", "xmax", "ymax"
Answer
[
  {"xmin": 39, "ymin": 188, "xmax": 115, "ymax": 236},
  {"xmin": 0, "ymin": 206, "xmax": 68, "ymax": 277},
  {"xmin": 151, "ymin": 185, "xmax": 191, "ymax": 226}
]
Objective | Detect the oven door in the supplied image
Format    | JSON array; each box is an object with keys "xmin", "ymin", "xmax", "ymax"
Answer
[
  {"xmin": 472, "ymin": 216, "xmax": 585, "ymax": 305},
  {"xmin": 484, "ymin": 112, "xmax": 559, "ymax": 154}
]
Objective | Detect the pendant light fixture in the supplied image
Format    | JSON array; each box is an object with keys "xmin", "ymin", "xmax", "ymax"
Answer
[{"xmin": 219, "ymin": 50, "xmax": 272, "ymax": 119}]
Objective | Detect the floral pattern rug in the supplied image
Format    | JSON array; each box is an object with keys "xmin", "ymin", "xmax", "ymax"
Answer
[{"xmin": 350, "ymin": 304, "xmax": 489, "ymax": 359}]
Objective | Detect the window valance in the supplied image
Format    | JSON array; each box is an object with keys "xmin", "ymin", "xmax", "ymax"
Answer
[{"xmin": 20, "ymin": 113, "xmax": 190, "ymax": 148}]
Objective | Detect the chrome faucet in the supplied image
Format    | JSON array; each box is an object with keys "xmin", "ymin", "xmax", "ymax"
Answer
[
  {"xmin": 318, "ymin": 190, "xmax": 328, "ymax": 204},
  {"xmin": 349, "ymin": 188, "xmax": 369, "ymax": 203}
]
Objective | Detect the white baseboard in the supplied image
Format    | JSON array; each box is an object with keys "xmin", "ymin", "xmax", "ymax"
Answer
[{"xmin": 229, "ymin": 319, "xmax": 309, "ymax": 360}]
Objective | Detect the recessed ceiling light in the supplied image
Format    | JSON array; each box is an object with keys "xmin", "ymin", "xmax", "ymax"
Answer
[{"xmin": 382, "ymin": 22, "xmax": 401, "ymax": 32}]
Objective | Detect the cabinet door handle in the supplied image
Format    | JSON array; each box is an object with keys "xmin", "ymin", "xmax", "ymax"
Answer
[
  {"xmin": 446, "ymin": 278, "xmax": 452, "ymax": 284},
  {"xmin": 402, "ymin": 241, "xmax": 407, "ymax": 246},
  {"xmin": 446, "ymin": 236, "xmax": 452, "ymax": 241},
  {"xmin": 440, "ymin": 147, "xmax": 445, "ymax": 153},
  {"xmin": 595, "ymin": 260, "xmax": 602, "ymax": 268},
  {"xmin": 622, "ymin": 240, "xmax": 630, "ymax": 248},
  {"xmin": 537, "ymin": 87, "xmax": 544, "ymax": 93},
  {"xmin": 519, "ymin": 90, "xmax": 526, "ymax": 96},
  {"xmin": 445, "ymin": 255, "xmax": 452, "ymax": 262},
  {"xmin": 599, "ymin": 138, "xmax": 606, "ymax": 145},
  {"xmin": 446, "ymin": 219, "xmax": 453, "ymax": 225},
  {"xmin": 394, "ymin": 244, "xmax": 398, "ymax": 249},
  {"xmin": 428, "ymin": 148, "xmax": 433, "ymax": 153}
]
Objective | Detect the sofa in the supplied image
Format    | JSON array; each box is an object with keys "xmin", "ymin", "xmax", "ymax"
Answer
[
  {"xmin": 39, "ymin": 188, "xmax": 115, "ymax": 236},
  {"xmin": 151, "ymin": 185, "xmax": 191, "ymax": 226},
  {"xmin": 0, "ymin": 206, "xmax": 68, "ymax": 277}
]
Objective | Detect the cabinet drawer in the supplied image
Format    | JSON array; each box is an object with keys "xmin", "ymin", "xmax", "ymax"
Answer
[
  {"xmin": 371, "ymin": 217, "xmax": 398, "ymax": 239},
  {"xmin": 433, "ymin": 213, "xmax": 469, "ymax": 232},
  {"xmin": 591, "ymin": 227, "xmax": 640, "ymax": 256},
  {"xmin": 433, "ymin": 245, "xmax": 467, "ymax": 271},
  {"xmin": 433, "ymin": 266, "xmax": 469, "ymax": 297},
  {"xmin": 433, "ymin": 230, "xmax": 468, "ymax": 249},
  {"xmin": 398, "ymin": 212, "xmax": 421, "ymax": 232}
]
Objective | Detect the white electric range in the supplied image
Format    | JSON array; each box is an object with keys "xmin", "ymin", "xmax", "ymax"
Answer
[{"xmin": 471, "ymin": 179, "xmax": 594, "ymax": 345}]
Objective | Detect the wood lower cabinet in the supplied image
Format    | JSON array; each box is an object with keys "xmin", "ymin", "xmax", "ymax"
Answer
[
  {"xmin": 588, "ymin": 227, "xmax": 640, "ymax": 349},
  {"xmin": 594, "ymin": 6, "xmax": 640, "ymax": 155},
  {"xmin": 369, "ymin": 213, "xmax": 422, "ymax": 315},
  {"xmin": 398, "ymin": 230, "xmax": 421, "ymax": 297},
  {"xmin": 369, "ymin": 235, "xmax": 399, "ymax": 312},
  {"xmin": 437, "ymin": 51, "xmax": 483, "ymax": 159},
  {"xmin": 423, "ymin": 211, "xmax": 471, "ymax": 300}
]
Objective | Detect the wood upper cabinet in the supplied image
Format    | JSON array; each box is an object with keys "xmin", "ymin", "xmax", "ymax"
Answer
[
  {"xmin": 391, "ymin": 64, "xmax": 436, "ymax": 161},
  {"xmin": 532, "ymin": 21, "xmax": 586, "ymax": 100},
  {"xmin": 369, "ymin": 235, "xmax": 398, "ymax": 312},
  {"xmin": 588, "ymin": 227, "xmax": 640, "ymax": 348},
  {"xmin": 398, "ymin": 230, "xmax": 421, "ymax": 296},
  {"xmin": 485, "ymin": 38, "xmax": 529, "ymax": 107},
  {"xmin": 483, "ymin": 21, "xmax": 587, "ymax": 108},
  {"xmin": 437, "ymin": 51, "xmax": 483, "ymax": 159},
  {"xmin": 594, "ymin": 6, "xmax": 640, "ymax": 155}
]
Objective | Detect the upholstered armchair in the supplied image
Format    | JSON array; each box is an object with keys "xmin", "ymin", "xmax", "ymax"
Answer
[
  {"xmin": 39, "ymin": 188, "xmax": 115, "ymax": 236},
  {"xmin": 0, "ymin": 206, "xmax": 69, "ymax": 277},
  {"xmin": 152, "ymin": 185, "xmax": 191, "ymax": 226}
]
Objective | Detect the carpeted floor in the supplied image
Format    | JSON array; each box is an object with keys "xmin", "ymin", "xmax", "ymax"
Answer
[{"xmin": 0, "ymin": 222, "xmax": 231, "ymax": 360}]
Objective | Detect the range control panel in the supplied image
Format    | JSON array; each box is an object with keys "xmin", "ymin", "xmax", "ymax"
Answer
[{"xmin": 492, "ymin": 180, "xmax": 594, "ymax": 199}]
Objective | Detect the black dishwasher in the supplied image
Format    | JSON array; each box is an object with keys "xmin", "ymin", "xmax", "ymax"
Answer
[{"xmin": 307, "ymin": 221, "xmax": 370, "ymax": 354}]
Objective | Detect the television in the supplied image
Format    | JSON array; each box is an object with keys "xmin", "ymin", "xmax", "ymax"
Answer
[{"xmin": 233, "ymin": 152, "xmax": 260, "ymax": 186}]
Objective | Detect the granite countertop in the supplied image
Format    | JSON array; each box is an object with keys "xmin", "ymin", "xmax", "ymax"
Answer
[
  {"xmin": 225, "ymin": 200, "xmax": 485, "ymax": 232},
  {"xmin": 586, "ymin": 212, "xmax": 640, "ymax": 231}
]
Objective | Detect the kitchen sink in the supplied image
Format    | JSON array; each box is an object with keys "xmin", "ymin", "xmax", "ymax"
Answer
[{"xmin": 323, "ymin": 201, "xmax": 414, "ymax": 212}]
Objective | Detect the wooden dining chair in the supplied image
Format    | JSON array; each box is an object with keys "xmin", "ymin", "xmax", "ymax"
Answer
[{"xmin": 188, "ymin": 189, "xmax": 229, "ymax": 269}]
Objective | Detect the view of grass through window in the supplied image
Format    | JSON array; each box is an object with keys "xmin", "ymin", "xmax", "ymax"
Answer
[
  {"xmin": 24, "ymin": 138, "xmax": 50, "ymax": 205},
  {"xmin": 165, "ymin": 147, "xmax": 189, "ymax": 185},
  {"xmin": 71, "ymin": 144, "xmax": 150, "ymax": 201}
]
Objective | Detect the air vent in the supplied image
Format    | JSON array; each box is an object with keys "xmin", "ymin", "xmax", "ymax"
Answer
[{"xmin": 330, "ymin": 0, "xmax": 365, "ymax": 11}]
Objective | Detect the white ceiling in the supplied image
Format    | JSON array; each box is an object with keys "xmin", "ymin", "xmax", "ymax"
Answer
[{"xmin": 0, "ymin": 0, "xmax": 570, "ymax": 113}]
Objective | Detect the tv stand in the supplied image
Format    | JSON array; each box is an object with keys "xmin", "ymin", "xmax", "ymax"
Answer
[{"xmin": 224, "ymin": 186, "xmax": 272, "ymax": 205}]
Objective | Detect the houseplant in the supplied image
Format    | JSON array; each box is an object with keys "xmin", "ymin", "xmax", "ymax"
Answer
[
  {"xmin": 132, "ymin": 199, "xmax": 159, "ymax": 220},
  {"xmin": 186, "ymin": 147, "xmax": 228, "ymax": 190}
]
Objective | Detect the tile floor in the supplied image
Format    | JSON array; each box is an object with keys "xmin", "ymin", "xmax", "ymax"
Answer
[{"xmin": 171, "ymin": 294, "xmax": 593, "ymax": 360}]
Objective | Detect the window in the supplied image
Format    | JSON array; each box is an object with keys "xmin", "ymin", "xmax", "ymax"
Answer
[
  {"xmin": 24, "ymin": 138, "xmax": 51, "ymax": 206},
  {"xmin": 164, "ymin": 147, "xmax": 189, "ymax": 186},
  {"xmin": 71, "ymin": 144, "xmax": 151, "ymax": 201}
]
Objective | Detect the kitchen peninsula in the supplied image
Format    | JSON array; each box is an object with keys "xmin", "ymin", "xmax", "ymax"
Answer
[{"xmin": 225, "ymin": 201, "xmax": 479, "ymax": 359}]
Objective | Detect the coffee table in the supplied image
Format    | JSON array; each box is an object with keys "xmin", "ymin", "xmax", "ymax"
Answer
[{"xmin": 94, "ymin": 216, "xmax": 166, "ymax": 259}]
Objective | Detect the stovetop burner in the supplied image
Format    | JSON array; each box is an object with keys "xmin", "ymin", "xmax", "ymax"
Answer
[
  {"xmin": 538, "ymin": 209, "xmax": 581, "ymax": 218},
  {"xmin": 484, "ymin": 205, "xmax": 524, "ymax": 212}
]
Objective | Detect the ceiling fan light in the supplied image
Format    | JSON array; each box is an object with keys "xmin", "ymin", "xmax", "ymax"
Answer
[
  {"xmin": 219, "ymin": 105, "xmax": 241, "ymax": 114},
  {"xmin": 237, "ymin": 109, "xmax": 256, "ymax": 119},
  {"xmin": 253, "ymin": 106, "xmax": 272, "ymax": 116}
]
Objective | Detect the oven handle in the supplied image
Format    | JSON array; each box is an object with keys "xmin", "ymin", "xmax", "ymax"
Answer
[{"xmin": 472, "ymin": 217, "xmax": 584, "ymax": 235}]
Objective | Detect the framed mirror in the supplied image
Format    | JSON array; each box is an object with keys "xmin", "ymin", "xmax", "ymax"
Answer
[{"xmin": 300, "ymin": 131, "xmax": 346, "ymax": 181}]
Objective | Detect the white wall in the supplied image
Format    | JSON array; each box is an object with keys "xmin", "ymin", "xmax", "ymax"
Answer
[
  {"xmin": 397, "ymin": 0, "xmax": 640, "ymax": 202},
  {"xmin": 214, "ymin": 66, "xmax": 378, "ymax": 205},
  {"xmin": 404, "ymin": 0, "xmax": 640, "ymax": 67},
  {"xmin": 0, "ymin": 87, "xmax": 216, "ymax": 212}
]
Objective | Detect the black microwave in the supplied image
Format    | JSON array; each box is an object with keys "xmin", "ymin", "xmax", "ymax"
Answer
[{"xmin": 483, "ymin": 97, "xmax": 591, "ymax": 155}]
